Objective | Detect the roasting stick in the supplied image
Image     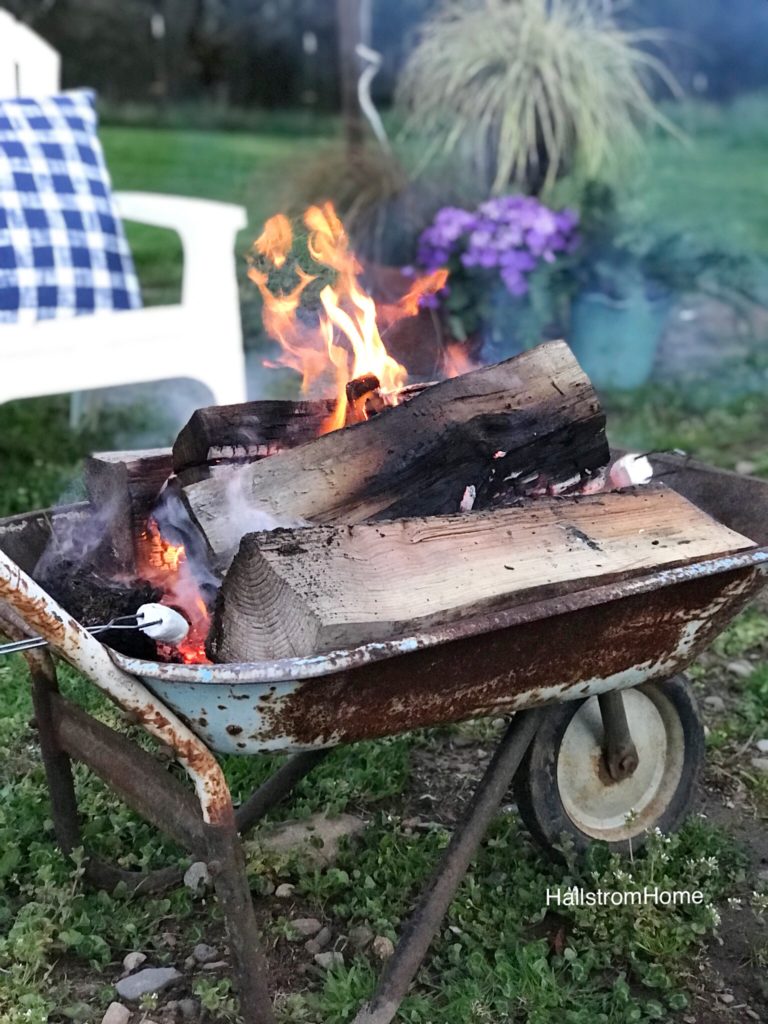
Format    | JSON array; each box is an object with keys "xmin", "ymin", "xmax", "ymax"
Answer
[{"xmin": 0, "ymin": 604, "xmax": 189, "ymax": 657}]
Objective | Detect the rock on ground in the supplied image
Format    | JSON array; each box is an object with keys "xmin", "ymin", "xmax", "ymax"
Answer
[
  {"xmin": 275, "ymin": 882, "xmax": 296, "ymax": 898},
  {"xmin": 122, "ymin": 951, "xmax": 147, "ymax": 973},
  {"xmin": 115, "ymin": 966, "xmax": 182, "ymax": 1002},
  {"xmin": 704, "ymin": 695, "xmax": 726, "ymax": 713},
  {"xmin": 372, "ymin": 936, "xmax": 395, "ymax": 960},
  {"xmin": 183, "ymin": 861, "xmax": 211, "ymax": 893},
  {"xmin": 192, "ymin": 942, "xmax": 219, "ymax": 964},
  {"xmin": 314, "ymin": 951, "xmax": 344, "ymax": 969},
  {"xmin": 289, "ymin": 917, "xmax": 322, "ymax": 938},
  {"xmin": 101, "ymin": 1004, "xmax": 131, "ymax": 1024},
  {"xmin": 347, "ymin": 925, "xmax": 374, "ymax": 951},
  {"xmin": 305, "ymin": 926, "xmax": 332, "ymax": 955},
  {"xmin": 260, "ymin": 813, "xmax": 365, "ymax": 867}
]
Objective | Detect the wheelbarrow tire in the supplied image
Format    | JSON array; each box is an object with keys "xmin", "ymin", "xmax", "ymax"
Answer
[{"xmin": 513, "ymin": 676, "xmax": 704, "ymax": 859}]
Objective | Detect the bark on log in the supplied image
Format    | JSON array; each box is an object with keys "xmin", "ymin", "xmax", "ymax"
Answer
[
  {"xmin": 183, "ymin": 342, "xmax": 611, "ymax": 567},
  {"xmin": 208, "ymin": 486, "xmax": 754, "ymax": 662},
  {"xmin": 173, "ymin": 399, "xmax": 337, "ymax": 487},
  {"xmin": 84, "ymin": 448, "xmax": 173, "ymax": 573}
]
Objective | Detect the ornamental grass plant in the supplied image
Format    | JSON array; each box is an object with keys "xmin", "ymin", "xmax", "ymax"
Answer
[{"xmin": 397, "ymin": 0, "xmax": 682, "ymax": 195}]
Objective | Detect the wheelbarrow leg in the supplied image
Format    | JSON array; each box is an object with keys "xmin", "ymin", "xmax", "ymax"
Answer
[
  {"xmin": 598, "ymin": 689, "xmax": 639, "ymax": 781},
  {"xmin": 204, "ymin": 815, "xmax": 277, "ymax": 1024},
  {"xmin": 352, "ymin": 707, "xmax": 545, "ymax": 1024},
  {"xmin": 26, "ymin": 651, "xmax": 187, "ymax": 892},
  {"xmin": 28, "ymin": 651, "xmax": 82, "ymax": 854}
]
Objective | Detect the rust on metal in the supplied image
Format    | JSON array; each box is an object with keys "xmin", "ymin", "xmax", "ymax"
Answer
[
  {"xmin": 255, "ymin": 567, "xmax": 761, "ymax": 747},
  {"xmin": 0, "ymin": 546, "xmax": 235, "ymax": 826},
  {"xmin": 53, "ymin": 693, "xmax": 207, "ymax": 854}
]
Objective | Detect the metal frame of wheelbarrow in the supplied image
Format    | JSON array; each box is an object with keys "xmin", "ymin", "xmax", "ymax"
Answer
[
  {"xmin": 0, "ymin": 554, "xmax": 552, "ymax": 1024},
  {"xmin": 1, "ymin": 455, "xmax": 768, "ymax": 1022}
]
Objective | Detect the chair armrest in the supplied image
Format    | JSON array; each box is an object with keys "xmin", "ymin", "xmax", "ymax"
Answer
[{"xmin": 113, "ymin": 191, "xmax": 248, "ymax": 310}]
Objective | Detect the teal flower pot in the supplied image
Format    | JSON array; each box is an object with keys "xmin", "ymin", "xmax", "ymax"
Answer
[{"xmin": 568, "ymin": 287, "xmax": 672, "ymax": 390}]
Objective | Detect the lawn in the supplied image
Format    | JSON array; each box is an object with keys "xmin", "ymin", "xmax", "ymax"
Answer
[
  {"xmin": 100, "ymin": 124, "xmax": 332, "ymax": 311},
  {"xmin": 641, "ymin": 133, "xmax": 768, "ymax": 257},
  {"xmin": 1, "ymin": 114, "xmax": 768, "ymax": 1023}
]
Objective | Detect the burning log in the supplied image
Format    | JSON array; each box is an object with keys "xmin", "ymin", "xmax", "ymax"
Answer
[
  {"xmin": 172, "ymin": 384, "xmax": 436, "ymax": 487},
  {"xmin": 345, "ymin": 372, "xmax": 383, "ymax": 424},
  {"xmin": 84, "ymin": 448, "xmax": 174, "ymax": 574},
  {"xmin": 172, "ymin": 399, "xmax": 337, "ymax": 487},
  {"xmin": 208, "ymin": 486, "xmax": 755, "ymax": 663},
  {"xmin": 181, "ymin": 342, "xmax": 611, "ymax": 567}
]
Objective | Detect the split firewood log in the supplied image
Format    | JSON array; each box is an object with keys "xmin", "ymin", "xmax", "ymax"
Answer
[
  {"xmin": 182, "ymin": 341, "xmax": 611, "ymax": 567},
  {"xmin": 207, "ymin": 486, "xmax": 755, "ymax": 662},
  {"xmin": 84, "ymin": 448, "xmax": 173, "ymax": 574}
]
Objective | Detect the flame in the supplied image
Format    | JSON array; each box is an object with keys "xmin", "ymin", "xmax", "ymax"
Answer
[
  {"xmin": 136, "ymin": 519, "xmax": 210, "ymax": 664},
  {"xmin": 255, "ymin": 212, "xmax": 292, "ymax": 268},
  {"xmin": 380, "ymin": 268, "xmax": 449, "ymax": 320},
  {"xmin": 250, "ymin": 202, "xmax": 446, "ymax": 432},
  {"xmin": 442, "ymin": 342, "xmax": 479, "ymax": 379}
]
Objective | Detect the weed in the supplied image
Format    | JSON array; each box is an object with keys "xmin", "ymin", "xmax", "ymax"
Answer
[{"xmin": 193, "ymin": 977, "xmax": 239, "ymax": 1020}]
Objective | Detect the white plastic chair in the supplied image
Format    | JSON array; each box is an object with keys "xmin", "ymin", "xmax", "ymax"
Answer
[{"xmin": 0, "ymin": 9, "xmax": 248, "ymax": 411}]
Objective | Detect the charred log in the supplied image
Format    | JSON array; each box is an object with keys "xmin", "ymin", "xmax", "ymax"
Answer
[
  {"xmin": 182, "ymin": 342, "xmax": 611, "ymax": 567},
  {"xmin": 84, "ymin": 448, "xmax": 174, "ymax": 574},
  {"xmin": 173, "ymin": 399, "xmax": 337, "ymax": 487}
]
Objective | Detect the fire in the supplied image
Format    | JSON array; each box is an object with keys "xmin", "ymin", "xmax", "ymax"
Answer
[
  {"xmin": 136, "ymin": 519, "xmax": 210, "ymax": 664},
  {"xmin": 249, "ymin": 202, "xmax": 447, "ymax": 432},
  {"xmin": 442, "ymin": 342, "xmax": 480, "ymax": 378}
]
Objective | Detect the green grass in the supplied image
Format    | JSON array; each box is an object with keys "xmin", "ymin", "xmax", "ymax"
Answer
[
  {"xmin": 606, "ymin": 385, "xmax": 768, "ymax": 475},
  {"xmin": 640, "ymin": 134, "xmax": 768, "ymax": 256},
  {"xmin": 100, "ymin": 125, "xmax": 333, "ymax": 313},
  {"xmin": 0, "ymin": 652, "xmax": 759, "ymax": 1024}
]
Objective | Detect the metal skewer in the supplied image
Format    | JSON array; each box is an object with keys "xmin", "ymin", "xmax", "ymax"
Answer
[{"xmin": 0, "ymin": 615, "xmax": 162, "ymax": 657}]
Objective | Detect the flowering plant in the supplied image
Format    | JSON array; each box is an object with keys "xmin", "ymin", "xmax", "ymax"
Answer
[{"xmin": 413, "ymin": 195, "xmax": 580, "ymax": 351}]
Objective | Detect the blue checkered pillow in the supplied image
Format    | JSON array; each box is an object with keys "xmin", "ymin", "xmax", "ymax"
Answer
[{"xmin": 0, "ymin": 89, "xmax": 141, "ymax": 324}]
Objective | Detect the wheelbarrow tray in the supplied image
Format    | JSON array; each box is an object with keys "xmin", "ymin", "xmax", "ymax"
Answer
[{"xmin": 3, "ymin": 453, "xmax": 766, "ymax": 756}]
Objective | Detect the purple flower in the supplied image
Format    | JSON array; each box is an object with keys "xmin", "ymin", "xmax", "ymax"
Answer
[
  {"xmin": 415, "ymin": 194, "xmax": 579, "ymax": 299},
  {"xmin": 555, "ymin": 208, "xmax": 579, "ymax": 233},
  {"xmin": 500, "ymin": 266, "xmax": 529, "ymax": 296}
]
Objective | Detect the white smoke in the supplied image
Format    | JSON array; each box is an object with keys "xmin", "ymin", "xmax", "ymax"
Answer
[{"xmin": 218, "ymin": 469, "xmax": 308, "ymax": 537}]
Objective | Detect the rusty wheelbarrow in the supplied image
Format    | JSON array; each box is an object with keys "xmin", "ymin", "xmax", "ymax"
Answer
[{"xmin": 1, "ymin": 452, "xmax": 767, "ymax": 1023}]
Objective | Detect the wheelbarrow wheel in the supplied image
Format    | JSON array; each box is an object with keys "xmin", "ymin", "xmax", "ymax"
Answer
[{"xmin": 513, "ymin": 676, "xmax": 704, "ymax": 857}]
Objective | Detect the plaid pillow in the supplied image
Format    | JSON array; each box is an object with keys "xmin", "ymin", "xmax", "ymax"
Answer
[{"xmin": 0, "ymin": 89, "xmax": 141, "ymax": 324}]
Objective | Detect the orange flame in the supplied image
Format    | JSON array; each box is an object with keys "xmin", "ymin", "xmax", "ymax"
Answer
[
  {"xmin": 250, "ymin": 202, "xmax": 446, "ymax": 432},
  {"xmin": 442, "ymin": 342, "xmax": 480, "ymax": 379},
  {"xmin": 255, "ymin": 212, "xmax": 292, "ymax": 268},
  {"xmin": 136, "ymin": 519, "xmax": 210, "ymax": 665}
]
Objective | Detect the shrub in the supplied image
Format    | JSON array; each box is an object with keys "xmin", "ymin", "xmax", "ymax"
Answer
[{"xmin": 396, "ymin": 0, "xmax": 682, "ymax": 195}]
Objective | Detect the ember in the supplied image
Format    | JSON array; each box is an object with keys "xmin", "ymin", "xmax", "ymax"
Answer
[
  {"xmin": 249, "ymin": 201, "xmax": 447, "ymax": 432},
  {"xmin": 136, "ymin": 518, "xmax": 210, "ymax": 664}
]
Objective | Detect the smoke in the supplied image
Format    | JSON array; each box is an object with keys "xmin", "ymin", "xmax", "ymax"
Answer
[
  {"xmin": 151, "ymin": 483, "xmax": 222, "ymax": 601},
  {"xmin": 219, "ymin": 470, "xmax": 308, "ymax": 537},
  {"xmin": 35, "ymin": 485, "xmax": 126, "ymax": 579}
]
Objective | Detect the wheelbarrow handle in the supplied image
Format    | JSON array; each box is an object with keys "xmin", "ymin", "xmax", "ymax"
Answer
[{"xmin": 0, "ymin": 546, "xmax": 229, "ymax": 824}]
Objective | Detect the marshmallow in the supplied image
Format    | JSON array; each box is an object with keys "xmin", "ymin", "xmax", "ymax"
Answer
[
  {"xmin": 136, "ymin": 603, "xmax": 190, "ymax": 644},
  {"xmin": 608, "ymin": 454, "xmax": 654, "ymax": 489}
]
